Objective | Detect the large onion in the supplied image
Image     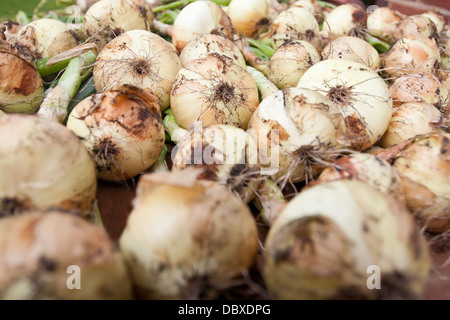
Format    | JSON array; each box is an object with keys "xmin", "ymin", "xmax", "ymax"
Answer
[
  {"xmin": 0, "ymin": 210, "xmax": 132, "ymax": 300},
  {"xmin": 0, "ymin": 114, "xmax": 97, "ymax": 217},
  {"xmin": 170, "ymin": 54, "xmax": 259, "ymax": 130},
  {"xmin": 391, "ymin": 14, "xmax": 438, "ymax": 42},
  {"xmin": 66, "ymin": 85, "xmax": 165, "ymax": 182},
  {"xmin": 321, "ymin": 3, "xmax": 367, "ymax": 37},
  {"xmin": 366, "ymin": 7, "xmax": 404, "ymax": 40},
  {"xmin": 93, "ymin": 29, "xmax": 181, "ymax": 109},
  {"xmin": 298, "ymin": 59, "xmax": 393, "ymax": 151},
  {"xmin": 227, "ymin": 0, "xmax": 270, "ymax": 37},
  {"xmin": 118, "ymin": 168, "xmax": 259, "ymax": 299},
  {"xmin": 263, "ymin": 179, "xmax": 431, "ymax": 300}
]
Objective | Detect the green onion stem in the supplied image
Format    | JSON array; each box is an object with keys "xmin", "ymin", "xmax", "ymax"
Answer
[
  {"xmin": 36, "ymin": 57, "xmax": 71, "ymax": 77},
  {"xmin": 364, "ymin": 34, "xmax": 391, "ymax": 54},
  {"xmin": 253, "ymin": 178, "xmax": 286, "ymax": 226},
  {"xmin": 247, "ymin": 38, "xmax": 275, "ymax": 59},
  {"xmin": 316, "ymin": 0, "xmax": 337, "ymax": 9},
  {"xmin": 247, "ymin": 66, "xmax": 279, "ymax": 100},
  {"xmin": 163, "ymin": 109, "xmax": 187, "ymax": 144},
  {"xmin": 148, "ymin": 144, "xmax": 169, "ymax": 173}
]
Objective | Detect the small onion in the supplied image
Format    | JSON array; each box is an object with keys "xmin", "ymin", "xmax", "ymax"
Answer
[
  {"xmin": 268, "ymin": 40, "xmax": 320, "ymax": 89},
  {"xmin": 321, "ymin": 3, "xmax": 367, "ymax": 37},
  {"xmin": 421, "ymin": 11, "xmax": 445, "ymax": 34},
  {"xmin": 171, "ymin": 0, "xmax": 235, "ymax": 52},
  {"xmin": 0, "ymin": 42, "xmax": 44, "ymax": 114},
  {"xmin": 391, "ymin": 132, "xmax": 450, "ymax": 234},
  {"xmin": 321, "ymin": 36, "xmax": 380, "ymax": 70},
  {"xmin": 170, "ymin": 54, "xmax": 259, "ymax": 130},
  {"xmin": 380, "ymin": 102, "xmax": 444, "ymax": 148},
  {"xmin": 227, "ymin": 0, "xmax": 270, "ymax": 37},
  {"xmin": 179, "ymin": 34, "xmax": 246, "ymax": 68},
  {"xmin": 0, "ymin": 114, "xmax": 97, "ymax": 217},
  {"xmin": 18, "ymin": 18, "xmax": 78, "ymax": 59},
  {"xmin": 93, "ymin": 29, "xmax": 181, "ymax": 109},
  {"xmin": 290, "ymin": 0, "xmax": 321, "ymax": 16},
  {"xmin": 118, "ymin": 168, "xmax": 259, "ymax": 299},
  {"xmin": 263, "ymin": 179, "xmax": 432, "ymax": 300},
  {"xmin": 171, "ymin": 124, "xmax": 260, "ymax": 204},
  {"xmin": 247, "ymin": 87, "xmax": 348, "ymax": 184},
  {"xmin": 0, "ymin": 210, "xmax": 132, "ymax": 300},
  {"xmin": 66, "ymin": 85, "xmax": 165, "ymax": 182},
  {"xmin": 82, "ymin": 0, "xmax": 154, "ymax": 49},
  {"xmin": 391, "ymin": 14, "xmax": 438, "ymax": 42},
  {"xmin": 366, "ymin": 7, "xmax": 404, "ymax": 39},
  {"xmin": 298, "ymin": 59, "xmax": 393, "ymax": 151}
]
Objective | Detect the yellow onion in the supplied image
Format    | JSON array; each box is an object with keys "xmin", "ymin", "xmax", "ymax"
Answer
[
  {"xmin": 391, "ymin": 132, "xmax": 450, "ymax": 234},
  {"xmin": 82, "ymin": 0, "xmax": 154, "ymax": 49},
  {"xmin": 263, "ymin": 179, "xmax": 431, "ymax": 300},
  {"xmin": 322, "ymin": 3, "xmax": 367, "ymax": 37},
  {"xmin": 171, "ymin": 124, "xmax": 260, "ymax": 204},
  {"xmin": 382, "ymin": 38, "xmax": 440, "ymax": 79},
  {"xmin": 0, "ymin": 114, "xmax": 97, "ymax": 217},
  {"xmin": 66, "ymin": 85, "xmax": 165, "ymax": 182},
  {"xmin": 171, "ymin": 0, "xmax": 235, "ymax": 52},
  {"xmin": 381, "ymin": 102, "xmax": 444, "ymax": 148},
  {"xmin": 391, "ymin": 14, "xmax": 438, "ymax": 43},
  {"xmin": 93, "ymin": 29, "xmax": 181, "ymax": 109},
  {"xmin": 227, "ymin": 0, "xmax": 270, "ymax": 37},
  {"xmin": 179, "ymin": 34, "xmax": 246, "ymax": 68},
  {"xmin": 247, "ymin": 87, "xmax": 348, "ymax": 185},
  {"xmin": 321, "ymin": 36, "xmax": 380, "ymax": 70},
  {"xmin": 0, "ymin": 41, "xmax": 43, "ymax": 114},
  {"xmin": 17, "ymin": 18, "xmax": 78, "ymax": 59},
  {"xmin": 309, "ymin": 152, "xmax": 406, "ymax": 203},
  {"xmin": 298, "ymin": 59, "xmax": 393, "ymax": 151},
  {"xmin": 366, "ymin": 7, "xmax": 404, "ymax": 40},
  {"xmin": 0, "ymin": 210, "xmax": 132, "ymax": 300},
  {"xmin": 267, "ymin": 40, "xmax": 320, "ymax": 89},
  {"xmin": 170, "ymin": 54, "xmax": 259, "ymax": 130},
  {"xmin": 118, "ymin": 168, "xmax": 259, "ymax": 299}
]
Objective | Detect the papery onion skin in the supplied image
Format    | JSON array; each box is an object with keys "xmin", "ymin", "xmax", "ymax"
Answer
[
  {"xmin": 391, "ymin": 15, "xmax": 438, "ymax": 42},
  {"xmin": 0, "ymin": 210, "xmax": 132, "ymax": 300},
  {"xmin": 170, "ymin": 55, "xmax": 259, "ymax": 130},
  {"xmin": 298, "ymin": 59, "xmax": 393, "ymax": 151},
  {"xmin": 93, "ymin": 29, "xmax": 181, "ymax": 110},
  {"xmin": 118, "ymin": 169, "xmax": 259, "ymax": 300},
  {"xmin": 392, "ymin": 132, "xmax": 450, "ymax": 234},
  {"xmin": 227, "ymin": 0, "xmax": 269, "ymax": 37},
  {"xmin": 263, "ymin": 180, "xmax": 431, "ymax": 300},
  {"xmin": 0, "ymin": 114, "xmax": 97, "ymax": 217},
  {"xmin": 366, "ymin": 7, "xmax": 404, "ymax": 39},
  {"xmin": 66, "ymin": 85, "xmax": 165, "ymax": 182},
  {"xmin": 321, "ymin": 3, "xmax": 367, "ymax": 37}
]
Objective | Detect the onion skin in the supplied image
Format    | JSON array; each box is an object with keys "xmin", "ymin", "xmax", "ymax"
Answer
[
  {"xmin": 67, "ymin": 85, "xmax": 165, "ymax": 182},
  {"xmin": 118, "ymin": 169, "xmax": 259, "ymax": 299},
  {"xmin": 227, "ymin": 0, "xmax": 269, "ymax": 37},
  {"xmin": 391, "ymin": 15, "xmax": 438, "ymax": 42},
  {"xmin": 0, "ymin": 211, "xmax": 132, "ymax": 300},
  {"xmin": 170, "ymin": 55, "xmax": 259, "ymax": 130},
  {"xmin": 391, "ymin": 132, "xmax": 450, "ymax": 234},
  {"xmin": 0, "ymin": 115, "xmax": 97, "ymax": 217},
  {"xmin": 322, "ymin": 3, "xmax": 367, "ymax": 37},
  {"xmin": 366, "ymin": 7, "xmax": 404, "ymax": 40},
  {"xmin": 263, "ymin": 180, "xmax": 431, "ymax": 300}
]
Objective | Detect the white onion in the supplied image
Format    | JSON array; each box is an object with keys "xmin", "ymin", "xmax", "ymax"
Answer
[
  {"xmin": 298, "ymin": 59, "xmax": 393, "ymax": 151},
  {"xmin": 0, "ymin": 210, "xmax": 132, "ymax": 300},
  {"xmin": 391, "ymin": 14, "xmax": 438, "ymax": 42},
  {"xmin": 322, "ymin": 3, "xmax": 367, "ymax": 37},
  {"xmin": 263, "ymin": 179, "xmax": 431, "ymax": 300},
  {"xmin": 366, "ymin": 7, "xmax": 404, "ymax": 39},
  {"xmin": 227, "ymin": 0, "xmax": 270, "ymax": 37},
  {"xmin": 66, "ymin": 85, "xmax": 165, "ymax": 182},
  {"xmin": 170, "ymin": 54, "xmax": 259, "ymax": 130},
  {"xmin": 93, "ymin": 29, "xmax": 181, "ymax": 110},
  {"xmin": 0, "ymin": 114, "xmax": 97, "ymax": 217},
  {"xmin": 118, "ymin": 168, "xmax": 259, "ymax": 299}
]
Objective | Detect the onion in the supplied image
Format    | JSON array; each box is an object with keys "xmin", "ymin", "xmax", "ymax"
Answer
[
  {"xmin": 267, "ymin": 40, "xmax": 320, "ymax": 89},
  {"xmin": 118, "ymin": 168, "xmax": 259, "ymax": 299},
  {"xmin": 290, "ymin": 0, "xmax": 321, "ymax": 16},
  {"xmin": 391, "ymin": 14, "xmax": 438, "ymax": 42},
  {"xmin": 93, "ymin": 29, "xmax": 181, "ymax": 110},
  {"xmin": 227, "ymin": 0, "xmax": 270, "ymax": 37},
  {"xmin": 366, "ymin": 7, "xmax": 404, "ymax": 39},
  {"xmin": 263, "ymin": 179, "xmax": 432, "ymax": 300},
  {"xmin": 66, "ymin": 85, "xmax": 165, "ymax": 182},
  {"xmin": 171, "ymin": 0, "xmax": 235, "ymax": 52},
  {"xmin": 18, "ymin": 18, "xmax": 78, "ymax": 59},
  {"xmin": 171, "ymin": 124, "xmax": 260, "ymax": 204},
  {"xmin": 0, "ymin": 210, "xmax": 132, "ymax": 300},
  {"xmin": 179, "ymin": 34, "xmax": 246, "ymax": 68},
  {"xmin": 247, "ymin": 87, "xmax": 348, "ymax": 185},
  {"xmin": 381, "ymin": 102, "xmax": 444, "ymax": 148},
  {"xmin": 321, "ymin": 3, "xmax": 367, "ymax": 37},
  {"xmin": 0, "ymin": 114, "xmax": 97, "ymax": 217},
  {"xmin": 382, "ymin": 38, "xmax": 440, "ymax": 79},
  {"xmin": 321, "ymin": 36, "xmax": 380, "ymax": 70},
  {"xmin": 170, "ymin": 54, "xmax": 259, "ymax": 130},
  {"xmin": 309, "ymin": 152, "xmax": 406, "ymax": 203},
  {"xmin": 391, "ymin": 132, "xmax": 450, "ymax": 234},
  {"xmin": 82, "ymin": 0, "xmax": 154, "ymax": 49},
  {"xmin": 298, "ymin": 59, "xmax": 393, "ymax": 151},
  {"xmin": 0, "ymin": 41, "xmax": 44, "ymax": 114},
  {"xmin": 421, "ymin": 11, "xmax": 445, "ymax": 34}
]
